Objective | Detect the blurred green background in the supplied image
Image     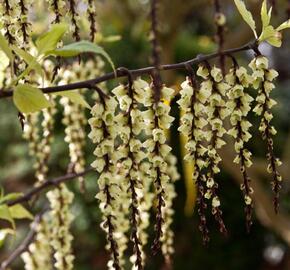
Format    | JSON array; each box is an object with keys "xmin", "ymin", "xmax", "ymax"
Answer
[{"xmin": 2, "ymin": 0, "xmax": 290, "ymax": 269}]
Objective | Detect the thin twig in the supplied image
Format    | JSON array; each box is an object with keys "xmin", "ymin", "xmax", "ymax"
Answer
[
  {"xmin": 0, "ymin": 40, "xmax": 257, "ymax": 99},
  {"xmin": 6, "ymin": 168, "xmax": 93, "ymax": 207},
  {"xmin": 0, "ymin": 211, "xmax": 45, "ymax": 270}
]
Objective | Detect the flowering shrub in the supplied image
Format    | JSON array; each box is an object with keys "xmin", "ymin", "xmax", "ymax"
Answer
[{"xmin": 0, "ymin": 0, "xmax": 289, "ymax": 269}]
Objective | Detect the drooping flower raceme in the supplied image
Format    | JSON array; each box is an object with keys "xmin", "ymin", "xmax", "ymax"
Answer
[
  {"xmin": 47, "ymin": 184, "xmax": 75, "ymax": 270},
  {"xmin": 177, "ymin": 75, "xmax": 210, "ymax": 244},
  {"xmin": 141, "ymin": 78, "xmax": 176, "ymax": 260},
  {"xmin": 249, "ymin": 55, "xmax": 282, "ymax": 212},
  {"xmin": 196, "ymin": 64, "xmax": 228, "ymax": 235},
  {"xmin": 112, "ymin": 80, "xmax": 148, "ymax": 269},
  {"xmin": 47, "ymin": 0, "xmax": 65, "ymax": 23},
  {"xmin": 88, "ymin": 90, "xmax": 123, "ymax": 270},
  {"xmin": 226, "ymin": 64, "xmax": 254, "ymax": 230},
  {"xmin": 21, "ymin": 218, "xmax": 52, "ymax": 270},
  {"xmin": 83, "ymin": 0, "xmax": 98, "ymax": 41}
]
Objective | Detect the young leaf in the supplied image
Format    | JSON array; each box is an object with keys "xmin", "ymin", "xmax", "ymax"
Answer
[
  {"xmin": 11, "ymin": 46, "xmax": 43, "ymax": 77},
  {"xmin": 0, "ymin": 192, "xmax": 23, "ymax": 204},
  {"xmin": 0, "ymin": 205, "xmax": 15, "ymax": 229},
  {"xmin": 9, "ymin": 204, "xmax": 33, "ymax": 220},
  {"xmin": 0, "ymin": 228, "xmax": 15, "ymax": 248},
  {"xmin": 0, "ymin": 51, "xmax": 9, "ymax": 71},
  {"xmin": 49, "ymin": 40, "xmax": 115, "ymax": 71},
  {"xmin": 266, "ymin": 35, "xmax": 282, "ymax": 47},
  {"xmin": 13, "ymin": 84, "xmax": 51, "ymax": 114},
  {"xmin": 0, "ymin": 32, "xmax": 14, "ymax": 61},
  {"xmin": 276, "ymin": 19, "xmax": 290, "ymax": 31},
  {"xmin": 234, "ymin": 0, "xmax": 257, "ymax": 38},
  {"xmin": 261, "ymin": 0, "xmax": 272, "ymax": 31},
  {"xmin": 36, "ymin": 23, "xmax": 68, "ymax": 55},
  {"xmin": 54, "ymin": 91, "xmax": 91, "ymax": 109},
  {"xmin": 259, "ymin": 25, "xmax": 276, "ymax": 41}
]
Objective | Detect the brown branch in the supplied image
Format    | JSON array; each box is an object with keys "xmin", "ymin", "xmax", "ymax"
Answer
[
  {"xmin": 6, "ymin": 168, "xmax": 93, "ymax": 207},
  {"xmin": 0, "ymin": 212, "xmax": 45, "ymax": 270},
  {"xmin": 0, "ymin": 40, "xmax": 257, "ymax": 99}
]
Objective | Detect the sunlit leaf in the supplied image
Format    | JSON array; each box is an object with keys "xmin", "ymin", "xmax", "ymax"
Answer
[
  {"xmin": 234, "ymin": 0, "xmax": 257, "ymax": 38},
  {"xmin": 9, "ymin": 204, "xmax": 33, "ymax": 220},
  {"xmin": 55, "ymin": 90, "xmax": 91, "ymax": 109},
  {"xmin": 0, "ymin": 32, "xmax": 14, "ymax": 61},
  {"xmin": 0, "ymin": 228, "xmax": 15, "ymax": 248},
  {"xmin": 276, "ymin": 19, "xmax": 290, "ymax": 31},
  {"xmin": 36, "ymin": 23, "xmax": 68, "ymax": 55},
  {"xmin": 49, "ymin": 40, "xmax": 115, "ymax": 71},
  {"xmin": 0, "ymin": 205, "xmax": 15, "ymax": 229},
  {"xmin": 13, "ymin": 84, "xmax": 51, "ymax": 113},
  {"xmin": 266, "ymin": 35, "xmax": 282, "ymax": 47},
  {"xmin": 261, "ymin": 0, "xmax": 272, "ymax": 31},
  {"xmin": 259, "ymin": 25, "xmax": 276, "ymax": 41},
  {"xmin": 0, "ymin": 192, "xmax": 23, "ymax": 204},
  {"xmin": 11, "ymin": 46, "xmax": 43, "ymax": 77},
  {"xmin": 0, "ymin": 51, "xmax": 9, "ymax": 71}
]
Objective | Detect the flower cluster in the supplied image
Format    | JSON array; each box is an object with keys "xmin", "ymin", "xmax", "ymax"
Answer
[
  {"xmin": 83, "ymin": 0, "xmax": 98, "ymax": 41},
  {"xmin": 17, "ymin": 0, "xmax": 33, "ymax": 48},
  {"xmin": 177, "ymin": 74, "xmax": 210, "ymax": 244},
  {"xmin": 47, "ymin": 184, "xmax": 75, "ymax": 270},
  {"xmin": 89, "ymin": 90, "xmax": 122, "ymax": 270},
  {"xmin": 47, "ymin": 0, "xmax": 65, "ymax": 24},
  {"xmin": 34, "ymin": 98, "xmax": 56, "ymax": 184},
  {"xmin": 112, "ymin": 80, "xmax": 148, "ymax": 268},
  {"xmin": 21, "ymin": 219, "xmax": 52, "ymax": 270},
  {"xmin": 226, "ymin": 64, "xmax": 254, "ymax": 230},
  {"xmin": 250, "ymin": 55, "xmax": 282, "ymax": 212},
  {"xmin": 196, "ymin": 63, "xmax": 228, "ymax": 235},
  {"xmin": 22, "ymin": 97, "xmax": 56, "ymax": 185},
  {"xmin": 60, "ymin": 96, "xmax": 87, "ymax": 190},
  {"xmin": 0, "ymin": 1, "xmax": 17, "ymax": 46},
  {"xmin": 68, "ymin": 0, "xmax": 80, "ymax": 41},
  {"xmin": 58, "ymin": 63, "xmax": 93, "ymax": 191},
  {"xmin": 143, "ymin": 78, "xmax": 176, "ymax": 259}
]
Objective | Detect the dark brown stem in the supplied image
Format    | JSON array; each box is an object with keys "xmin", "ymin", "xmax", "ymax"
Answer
[
  {"xmin": 213, "ymin": 0, "xmax": 226, "ymax": 74},
  {"xmin": 6, "ymin": 168, "xmax": 93, "ymax": 207},
  {"xmin": 0, "ymin": 40, "xmax": 257, "ymax": 99}
]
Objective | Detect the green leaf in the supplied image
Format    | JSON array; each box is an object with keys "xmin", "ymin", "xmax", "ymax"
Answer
[
  {"xmin": 55, "ymin": 91, "xmax": 91, "ymax": 109},
  {"xmin": 0, "ymin": 51, "xmax": 9, "ymax": 71},
  {"xmin": 9, "ymin": 204, "xmax": 33, "ymax": 220},
  {"xmin": 0, "ymin": 228, "xmax": 15, "ymax": 248},
  {"xmin": 36, "ymin": 23, "xmax": 68, "ymax": 55},
  {"xmin": 259, "ymin": 25, "xmax": 276, "ymax": 41},
  {"xmin": 234, "ymin": 0, "xmax": 257, "ymax": 38},
  {"xmin": 49, "ymin": 40, "xmax": 115, "ymax": 71},
  {"xmin": 0, "ymin": 32, "xmax": 14, "ymax": 61},
  {"xmin": 266, "ymin": 35, "xmax": 282, "ymax": 47},
  {"xmin": 13, "ymin": 84, "xmax": 51, "ymax": 113},
  {"xmin": 0, "ymin": 205, "xmax": 15, "ymax": 229},
  {"xmin": 0, "ymin": 193, "xmax": 23, "ymax": 204},
  {"xmin": 11, "ymin": 46, "xmax": 43, "ymax": 77},
  {"xmin": 261, "ymin": 0, "xmax": 272, "ymax": 31},
  {"xmin": 276, "ymin": 19, "xmax": 290, "ymax": 31}
]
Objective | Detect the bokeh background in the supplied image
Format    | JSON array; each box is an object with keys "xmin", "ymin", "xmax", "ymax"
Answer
[{"xmin": 1, "ymin": 0, "xmax": 290, "ymax": 269}]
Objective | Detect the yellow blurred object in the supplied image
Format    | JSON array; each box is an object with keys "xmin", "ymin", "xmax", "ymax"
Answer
[
  {"xmin": 164, "ymin": 96, "xmax": 197, "ymax": 217},
  {"xmin": 179, "ymin": 109, "xmax": 197, "ymax": 217}
]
